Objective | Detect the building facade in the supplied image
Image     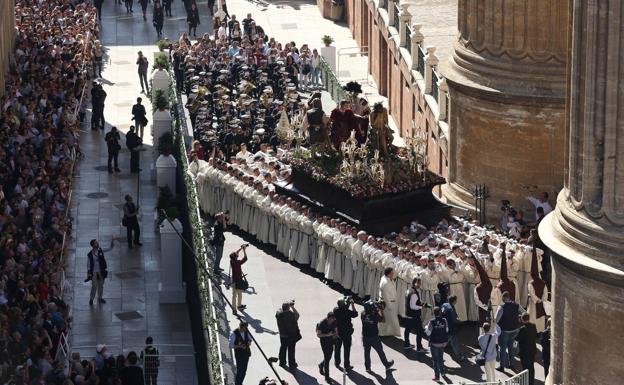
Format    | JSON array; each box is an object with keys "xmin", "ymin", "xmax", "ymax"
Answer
[{"xmin": 0, "ymin": 0, "xmax": 16, "ymax": 95}]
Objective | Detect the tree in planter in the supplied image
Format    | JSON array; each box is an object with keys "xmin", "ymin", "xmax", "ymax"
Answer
[
  {"xmin": 156, "ymin": 39, "xmax": 169, "ymax": 52},
  {"xmin": 153, "ymin": 89, "xmax": 169, "ymax": 111},
  {"xmin": 153, "ymin": 54, "xmax": 169, "ymax": 71},
  {"xmin": 156, "ymin": 185, "xmax": 179, "ymax": 222},
  {"xmin": 157, "ymin": 131, "xmax": 174, "ymax": 156}
]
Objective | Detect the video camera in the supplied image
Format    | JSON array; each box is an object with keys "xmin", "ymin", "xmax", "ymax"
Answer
[
  {"xmin": 363, "ymin": 299, "xmax": 385, "ymax": 313},
  {"xmin": 337, "ymin": 295, "xmax": 354, "ymax": 308}
]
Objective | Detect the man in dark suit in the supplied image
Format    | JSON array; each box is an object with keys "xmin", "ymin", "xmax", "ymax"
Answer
[
  {"xmin": 132, "ymin": 97, "xmax": 148, "ymax": 138},
  {"xmin": 442, "ymin": 295, "xmax": 465, "ymax": 361},
  {"xmin": 126, "ymin": 126, "xmax": 142, "ymax": 173},
  {"xmin": 275, "ymin": 301, "xmax": 300, "ymax": 369},
  {"xmin": 87, "ymin": 239, "xmax": 109, "ymax": 305},
  {"xmin": 516, "ymin": 313, "xmax": 538, "ymax": 385},
  {"xmin": 120, "ymin": 351, "xmax": 144, "ymax": 385}
]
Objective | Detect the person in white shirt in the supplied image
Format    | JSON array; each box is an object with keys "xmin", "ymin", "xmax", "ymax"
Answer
[
  {"xmin": 526, "ymin": 192, "xmax": 553, "ymax": 221},
  {"xmin": 235, "ymin": 142, "xmax": 253, "ymax": 162},
  {"xmin": 310, "ymin": 49, "xmax": 321, "ymax": 87}
]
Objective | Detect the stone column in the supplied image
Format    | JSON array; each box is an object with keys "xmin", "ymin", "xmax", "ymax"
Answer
[
  {"xmin": 441, "ymin": 0, "xmax": 568, "ymax": 222},
  {"xmin": 539, "ymin": 0, "xmax": 624, "ymax": 383},
  {"xmin": 409, "ymin": 24, "xmax": 424, "ymax": 71},
  {"xmin": 424, "ymin": 46, "xmax": 438, "ymax": 93}
]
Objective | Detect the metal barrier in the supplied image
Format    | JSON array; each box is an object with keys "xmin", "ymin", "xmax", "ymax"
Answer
[
  {"xmin": 432, "ymin": 67, "xmax": 440, "ymax": 102},
  {"xmin": 393, "ymin": 3, "xmax": 400, "ymax": 29},
  {"xmin": 449, "ymin": 370, "xmax": 529, "ymax": 385},
  {"xmin": 417, "ymin": 44, "xmax": 426, "ymax": 76},
  {"xmin": 406, "ymin": 24, "xmax": 412, "ymax": 54},
  {"xmin": 320, "ymin": 57, "xmax": 349, "ymax": 103},
  {"xmin": 336, "ymin": 45, "xmax": 371, "ymax": 87}
]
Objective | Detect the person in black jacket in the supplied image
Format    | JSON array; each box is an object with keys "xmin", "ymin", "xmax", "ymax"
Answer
[
  {"xmin": 275, "ymin": 301, "xmax": 300, "ymax": 369},
  {"xmin": 153, "ymin": 2, "xmax": 164, "ymax": 38},
  {"xmin": 163, "ymin": 0, "xmax": 172, "ymax": 17},
  {"xmin": 123, "ymin": 194, "xmax": 142, "ymax": 248},
  {"xmin": 105, "ymin": 126, "xmax": 121, "ymax": 173},
  {"xmin": 187, "ymin": 2, "xmax": 200, "ymax": 37},
  {"xmin": 516, "ymin": 313, "xmax": 538, "ymax": 385},
  {"xmin": 542, "ymin": 319, "xmax": 551, "ymax": 378},
  {"xmin": 131, "ymin": 97, "xmax": 148, "ymax": 138},
  {"xmin": 87, "ymin": 239, "xmax": 109, "ymax": 305},
  {"xmin": 405, "ymin": 277, "xmax": 429, "ymax": 351},
  {"xmin": 126, "ymin": 126, "xmax": 142, "ymax": 173},
  {"xmin": 139, "ymin": 0, "xmax": 149, "ymax": 21},
  {"xmin": 119, "ymin": 351, "xmax": 144, "ymax": 385},
  {"xmin": 333, "ymin": 297, "xmax": 358, "ymax": 371}
]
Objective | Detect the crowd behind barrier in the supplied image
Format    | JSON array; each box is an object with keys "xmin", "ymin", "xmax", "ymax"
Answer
[{"xmin": 0, "ymin": 1, "xmax": 98, "ymax": 384}]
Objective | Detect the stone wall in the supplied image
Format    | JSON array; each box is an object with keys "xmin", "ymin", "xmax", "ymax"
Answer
[
  {"xmin": 0, "ymin": 0, "xmax": 15, "ymax": 96},
  {"xmin": 442, "ymin": 0, "xmax": 568, "ymax": 222}
]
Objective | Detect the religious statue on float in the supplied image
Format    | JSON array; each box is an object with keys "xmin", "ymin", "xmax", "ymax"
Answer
[{"xmin": 366, "ymin": 102, "xmax": 393, "ymax": 158}]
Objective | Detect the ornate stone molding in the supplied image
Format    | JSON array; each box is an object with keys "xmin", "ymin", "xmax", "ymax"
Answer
[
  {"xmin": 457, "ymin": 0, "xmax": 567, "ymax": 63},
  {"xmin": 445, "ymin": 0, "xmax": 568, "ymax": 100}
]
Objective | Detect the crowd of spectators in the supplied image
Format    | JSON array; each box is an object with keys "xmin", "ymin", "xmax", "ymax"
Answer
[{"xmin": 0, "ymin": 1, "xmax": 98, "ymax": 384}]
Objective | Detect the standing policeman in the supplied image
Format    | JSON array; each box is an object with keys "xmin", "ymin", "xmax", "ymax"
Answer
[{"xmin": 333, "ymin": 297, "xmax": 357, "ymax": 371}]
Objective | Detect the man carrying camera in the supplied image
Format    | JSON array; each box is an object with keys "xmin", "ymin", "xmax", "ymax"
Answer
[
  {"xmin": 361, "ymin": 300, "xmax": 394, "ymax": 373},
  {"xmin": 316, "ymin": 312, "xmax": 338, "ymax": 381},
  {"xmin": 333, "ymin": 297, "xmax": 358, "ymax": 371},
  {"xmin": 230, "ymin": 244, "xmax": 249, "ymax": 312},
  {"xmin": 229, "ymin": 321, "xmax": 252, "ymax": 385},
  {"xmin": 212, "ymin": 211, "xmax": 229, "ymax": 273},
  {"xmin": 276, "ymin": 301, "xmax": 301, "ymax": 369},
  {"xmin": 405, "ymin": 277, "xmax": 429, "ymax": 351}
]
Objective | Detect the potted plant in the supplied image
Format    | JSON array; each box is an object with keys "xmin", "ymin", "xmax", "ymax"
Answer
[
  {"xmin": 321, "ymin": 35, "xmax": 335, "ymax": 47},
  {"xmin": 153, "ymin": 54, "xmax": 169, "ymax": 71},
  {"xmin": 153, "ymin": 89, "xmax": 169, "ymax": 112},
  {"xmin": 156, "ymin": 39, "xmax": 169, "ymax": 52},
  {"xmin": 156, "ymin": 185, "xmax": 179, "ymax": 223},
  {"xmin": 157, "ymin": 131, "xmax": 174, "ymax": 156},
  {"xmin": 152, "ymin": 92, "xmax": 172, "ymax": 148}
]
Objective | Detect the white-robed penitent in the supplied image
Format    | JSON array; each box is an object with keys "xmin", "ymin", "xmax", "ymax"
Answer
[
  {"xmin": 419, "ymin": 266, "xmax": 439, "ymax": 327},
  {"xmin": 351, "ymin": 235, "xmax": 366, "ymax": 297},
  {"xmin": 444, "ymin": 264, "xmax": 468, "ymax": 321},
  {"xmin": 378, "ymin": 274, "xmax": 401, "ymax": 336},
  {"xmin": 462, "ymin": 263, "xmax": 480, "ymax": 322}
]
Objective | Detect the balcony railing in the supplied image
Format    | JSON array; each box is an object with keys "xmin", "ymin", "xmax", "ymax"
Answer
[
  {"xmin": 379, "ymin": 0, "xmax": 388, "ymax": 10},
  {"xmin": 417, "ymin": 44, "xmax": 425, "ymax": 76},
  {"xmin": 393, "ymin": 3, "xmax": 400, "ymax": 29},
  {"xmin": 406, "ymin": 24, "xmax": 412, "ymax": 54},
  {"xmin": 432, "ymin": 67, "xmax": 440, "ymax": 102}
]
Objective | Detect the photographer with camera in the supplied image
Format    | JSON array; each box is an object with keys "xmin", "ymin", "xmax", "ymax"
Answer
[
  {"xmin": 276, "ymin": 301, "xmax": 301, "ymax": 369},
  {"xmin": 404, "ymin": 278, "xmax": 430, "ymax": 351},
  {"xmin": 211, "ymin": 211, "xmax": 229, "ymax": 273},
  {"xmin": 333, "ymin": 296, "xmax": 358, "ymax": 371},
  {"xmin": 230, "ymin": 244, "xmax": 249, "ymax": 312},
  {"xmin": 361, "ymin": 300, "xmax": 395, "ymax": 373}
]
